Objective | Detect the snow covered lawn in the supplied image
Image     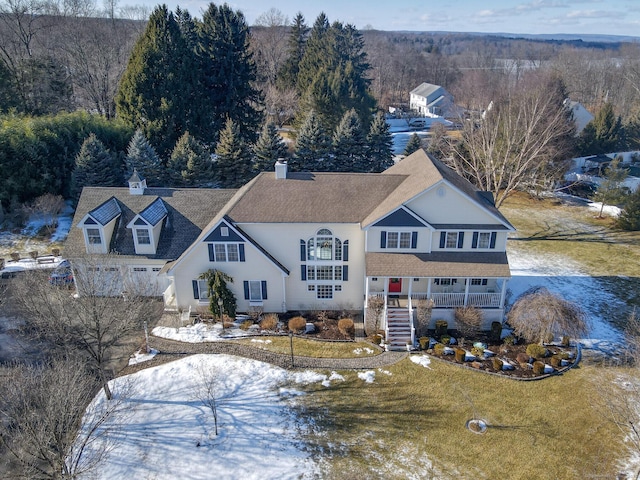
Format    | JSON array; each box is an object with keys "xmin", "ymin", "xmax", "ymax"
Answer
[{"xmin": 82, "ymin": 355, "xmax": 318, "ymax": 480}]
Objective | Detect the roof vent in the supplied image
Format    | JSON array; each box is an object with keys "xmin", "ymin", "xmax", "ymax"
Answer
[
  {"xmin": 128, "ymin": 169, "xmax": 147, "ymax": 195},
  {"xmin": 274, "ymin": 159, "xmax": 287, "ymax": 179}
]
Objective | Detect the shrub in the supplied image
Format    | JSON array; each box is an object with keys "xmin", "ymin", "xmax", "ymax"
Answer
[
  {"xmin": 223, "ymin": 320, "xmax": 234, "ymax": 329},
  {"xmin": 338, "ymin": 318, "xmax": 355, "ymax": 337},
  {"xmin": 561, "ymin": 336, "xmax": 570, "ymax": 347},
  {"xmin": 288, "ymin": 316, "xmax": 306, "ymax": 334},
  {"xmin": 51, "ymin": 248, "xmax": 60, "ymax": 256},
  {"xmin": 10, "ymin": 252, "xmax": 19, "ymax": 261},
  {"xmin": 492, "ymin": 357, "xmax": 504, "ymax": 370},
  {"xmin": 454, "ymin": 348, "xmax": 466, "ymax": 363},
  {"xmin": 516, "ymin": 352, "xmax": 530, "ymax": 365},
  {"xmin": 440, "ymin": 335, "xmax": 451, "ymax": 345},
  {"xmin": 419, "ymin": 336, "xmax": 430, "ymax": 350},
  {"xmin": 471, "ymin": 346, "xmax": 485, "ymax": 358},
  {"xmin": 435, "ymin": 320, "xmax": 448, "ymax": 337},
  {"xmin": 247, "ymin": 306, "xmax": 263, "ymax": 323},
  {"xmin": 558, "ymin": 351, "xmax": 570, "ymax": 360},
  {"xmin": 433, "ymin": 343, "xmax": 446, "ymax": 355},
  {"xmin": 29, "ymin": 250, "xmax": 38, "ymax": 260},
  {"xmin": 371, "ymin": 334, "xmax": 383, "ymax": 345},
  {"xmin": 532, "ymin": 361, "xmax": 545, "ymax": 375},
  {"xmin": 366, "ymin": 295, "xmax": 385, "ymax": 333},
  {"xmin": 454, "ymin": 306, "xmax": 484, "ymax": 339},
  {"xmin": 550, "ymin": 355, "xmax": 562, "ymax": 368},
  {"xmin": 260, "ymin": 313, "xmax": 278, "ymax": 331},
  {"xmin": 503, "ymin": 335, "xmax": 515, "ymax": 346},
  {"xmin": 239, "ymin": 320, "xmax": 253, "ymax": 331},
  {"xmin": 543, "ymin": 332, "xmax": 555, "ymax": 344},
  {"xmin": 415, "ymin": 298, "xmax": 434, "ymax": 337},
  {"xmin": 526, "ymin": 343, "xmax": 547, "ymax": 359},
  {"xmin": 490, "ymin": 321, "xmax": 502, "ymax": 342}
]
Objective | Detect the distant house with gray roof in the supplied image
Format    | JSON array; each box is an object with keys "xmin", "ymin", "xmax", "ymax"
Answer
[
  {"xmin": 409, "ymin": 82, "xmax": 455, "ymax": 117},
  {"xmin": 67, "ymin": 150, "xmax": 515, "ymax": 350}
]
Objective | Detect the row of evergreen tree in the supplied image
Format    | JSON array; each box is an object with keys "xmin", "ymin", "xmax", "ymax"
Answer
[{"xmin": 72, "ymin": 107, "xmax": 395, "ymax": 194}]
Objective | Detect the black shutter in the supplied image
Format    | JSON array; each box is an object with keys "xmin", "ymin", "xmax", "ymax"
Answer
[
  {"xmin": 457, "ymin": 232, "xmax": 464, "ymax": 249},
  {"xmin": 490, "ymin": 232, "xmax": 497, "ymax": 249},
  {"xmin": 192, "ymin": 280, "xmax": 199, "ymax": 299},
  {"xmin": 343, "ymin": 265, "xmax": 348, "ymax": 281},
  {"xmin": 380, "ymin": 231, "xmax": 387, "ymax": 248},
  {"xmin": 343, "ymin": 240, "xmax": 349, "ymax": 261},
  {"xmin": 300, "ymin": 240, "xmax": 306, "ymax": 261},
  {"xmin": 208, "ymin": 244, "xmax": 214, "ymax": 261},
  {"xmin": 261, "ymin": 281, "xmax": 267, "ymax": 300},
  {"xmin": 239, "ymin": 244, "xmax": 245, "ymax": 261},
  {"xmin": 411, "ymin": 231, "xmax": 418, "ymax": 249},
  {"xmin": 300, "ymin": 265, "xmax": 307, "ymax": 281},
  {"xmin": 439, "ymin": 232, "xmax": 446, "ymax": 248},
  {"xmin": 243, "ymin": 281, "xmax": 249, "ymax": 300},
  {"xmin": 472, "ymin": 232, "xmax": 478, "ymax": 249}
]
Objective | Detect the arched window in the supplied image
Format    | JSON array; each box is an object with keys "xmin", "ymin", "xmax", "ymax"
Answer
[{"xmin": 307, "ymin": 228, "xmax": 341, "ymax": 261}]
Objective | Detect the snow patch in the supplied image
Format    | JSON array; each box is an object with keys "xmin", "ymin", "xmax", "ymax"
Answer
[
  {"xmin": 358, "ymin": 371, "xmax": 376, "ymax": 383},
  {"xmin": 410, "ymin": 355, "xmax": 432, "ymax": 369},
  {"xmin": 127, "ymin": 348, "xmax": 158, "ymax": 366}
]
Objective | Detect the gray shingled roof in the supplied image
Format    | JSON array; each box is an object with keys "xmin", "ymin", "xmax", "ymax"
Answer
[
  {"xmin": 66, "ymin": 187, "xmax": 237, "ymax": 260},
  {"xmin": 411, "ymin": 82, "xmax": 444, "ymax": 99},
  {"xmin": 365, "ymin": 251, "xmax": 511, "ymax": 278}
]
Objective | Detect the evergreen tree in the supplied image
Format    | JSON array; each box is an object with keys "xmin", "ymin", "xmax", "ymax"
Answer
[
  {"xmin": 253, "ymin": 122, "xmax": 288, "ymax": 172},
  {"xmin": 291, "ymin": 109, "xmax": 330, "ymax": 172},
  {"xmin": 617, "ymin": 187, "xmax": 640, "ymax": 231},
  {"xmin": 593, "ymin": 157, "xmax": 629, "ymax": 218},
  {"xmin": 578, "ymin": 102, "xmax": 623, "ymax": 156},
  {"xmin": 197, "ymin": 3, "xmax": 261, "ymax": 144},
  {"xmin": 277, "ymin": 12, "xmax": 309, "ymax": 91},
  {"xmin": 214, "ymin": 118, "xmax": 253, "ymax": 188},
  {"xmin": 115, "ymin": 5, "xmax": 192, "ymax": 157},
  {"xmin": 367, "ymin": 112, "xmax": 394, "ymax": 172},
  {"xmin": 168, "ymin": 131, "xmax": 214, "ymax": 187},
  {"xmin": 295, "ymin": 14, "xmax": 375, "ymax": 133},
  {"xmin": 125, "ymin": 130, "xmax": 165, "ymax": 186},
  {"xmin": 404, "ymin": 133, "xmax": 423, "ymax": 156},
  {"xmin": 332, "ymin": 109, "xmax": 367, "ymax": 172},
  {"xmin": 71, "ymin": 134, "xmax": 121, "ymax": 198}
]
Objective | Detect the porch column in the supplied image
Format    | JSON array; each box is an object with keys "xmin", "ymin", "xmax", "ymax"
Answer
[
  {"xmin": 408, "ymin": 277, "xmax": 413, "ymax": 311},
  {"xmin": 281, "ymin": 274, "xmax": 287, "ymax": 312},
  {"xmin": 364, "ymin": 276, "xmax": 370, "ymax": 307},
  {"xmin": 463, "ymin": 278, "xmax": 470, "ymax": 306},
  {"xmin": 500, "ymin": 278, "xmax": 507, "ymax": 308},
  {"xmin": 426, "ymin": 277, "xmax": 432, "ymax": 300}
]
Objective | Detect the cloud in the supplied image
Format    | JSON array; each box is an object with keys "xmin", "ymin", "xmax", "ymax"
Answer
[{"xmin": 566, "ymin": 9, "xmax": 626, "ymax": 20}]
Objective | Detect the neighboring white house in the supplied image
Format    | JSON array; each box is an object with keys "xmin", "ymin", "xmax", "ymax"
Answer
[
  {"xmin": 564, "ymin": 99, "xmax": 594, "ymax": 135},
  {"xmin": 67, "ymin": 150, "xmax": 515, "ymax": 349},
  {"xmin": 409, "ymin": 83, "xmax": 455, "ymax": 117}
]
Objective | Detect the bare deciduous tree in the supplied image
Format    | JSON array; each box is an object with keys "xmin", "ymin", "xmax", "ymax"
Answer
[
  {"xmin": 11, "ymin": 254, "xmax": 163, "ymax": 399},
  {"xmin": 507, "ymin": 286, "xmax": 589, "ymax": 345},
  {"xmin": 444, "ymin": 72, "xmax": 576, "ymax": 207},
  {"xmin": 0, "ymin": 357, "xmax": 123, "ymax": 479},
  {"xmin": 454, "ymin": 305, "xmax": 483, "ymax": 339},
  {"xmin": 192, "ymin": 362, "xmax": 222, "ymax": 437},
  {"xmin": 415, "ymin": 298, "xmax": 434, "ymax": 338}
]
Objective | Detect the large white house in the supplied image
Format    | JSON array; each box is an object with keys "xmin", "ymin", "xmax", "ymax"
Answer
[
  {"xmin": 67, "ymin": 150, "xmax": 515, "ymax": 349},
  {"xmin": 409, "ymin": 83, "xmax": 455, "ymax": 117}
]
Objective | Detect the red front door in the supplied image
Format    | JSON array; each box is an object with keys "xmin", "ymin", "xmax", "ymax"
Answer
[{"xmin": 388, "ymin": 278, "xmax": 402, "ymax": 293}]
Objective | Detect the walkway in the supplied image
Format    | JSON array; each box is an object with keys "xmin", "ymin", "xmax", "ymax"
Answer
[{"xmin": 122, "ymin": 335, "xmax": 409, "ymax": 376}]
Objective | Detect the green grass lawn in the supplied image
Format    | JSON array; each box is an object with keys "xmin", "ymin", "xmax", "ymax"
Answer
[
  {"xmin": 293, "ymin": 358, "xmax": 623, "ymax": 479},
  {"xmin": 232, "ymin": 336, "xmax": 380, "ymax": 358}
]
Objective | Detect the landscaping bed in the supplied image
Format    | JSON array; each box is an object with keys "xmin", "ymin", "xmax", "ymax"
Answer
[{"xmin": 422, "ymin": 330, "xmax": 578, "ymax": 379}]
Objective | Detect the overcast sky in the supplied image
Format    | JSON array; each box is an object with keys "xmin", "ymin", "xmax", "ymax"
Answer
[{"xmin": 140, "ymin": 0, "xmax": 640, "ymax": 37}]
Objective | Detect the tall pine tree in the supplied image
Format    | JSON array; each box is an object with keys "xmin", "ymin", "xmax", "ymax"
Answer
[
  {"xmin": 292, "ymin": 110, "xmax": 330, "ymax": 172},
  {"xmin": 578, "ymin": 102, "xmax": 623, "ymax": 156},
  {"xmin": 168, "ymin": 131, "xmax": 214, "ymax": 187},
  {"xmin": 277, "ymin": 12, "xmax": 309, "ymax": 91},
  {"xmin": 115, "ymin": 6, "xmax": 192, "ymax": 157},
  {"xmin": 71, "ymin": 133, "xmax": 121, "ymax": 199},
  {"xmin": 253, "ymin": 122, "xmax": 288, "ymax": 172},
  {"xmin": 404, "ymin": 133, "xmax": 423, "ymax": 156},
  {"xmin": 215, "ymin": 118, "xmax": 253, "ymax": 188},
  {"xmin": 367, "ymin": 112, "xmax": 394, "ymax": 172},
  {"xmin": 332, "ymin": 109, "xmax": 367, "ymax": 172},
  {"xmin": 197, "ymin": 4, "xmax": 261, "ymax": 144},
  {"xmin": 125, "ymin": 130, "xmax": 165, "ymax": 186}
]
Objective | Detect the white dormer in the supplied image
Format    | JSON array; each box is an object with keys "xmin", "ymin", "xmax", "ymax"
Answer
[
  {"xmin": 128, "ymin": 169, "xmax": 147, "ymax": 195},
  {"xmin": 126, "ymin": 198, "xmax": 167, "ymax": 255},
  {"xmin": 76, "ymin": 197, "xmax": 121, "ymax": 254}
]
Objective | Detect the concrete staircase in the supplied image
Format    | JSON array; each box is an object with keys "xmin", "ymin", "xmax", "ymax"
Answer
[{"xmin": 386, "ymin": 307, "xmax": 413, "ymax": 351}]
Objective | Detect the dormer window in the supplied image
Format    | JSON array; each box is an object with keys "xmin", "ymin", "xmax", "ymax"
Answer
[
  {"xmin": 87, "ymin": 228, "xmax": 102, "ymax": 245},
  {"xmin": 136, "ymin": 228, "xmax": 151, "ymax": 245}
]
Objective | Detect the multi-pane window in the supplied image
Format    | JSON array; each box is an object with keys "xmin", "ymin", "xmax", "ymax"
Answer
[
  {"xmin": 317, "ymin": 285, "xmax": 333, "ymax": 299},
  {"xmin": 445, "ymin": 232, "xmax": 458, "ymax": 248},
  {"xmin": 385, "ymin": 231, "xmax": 412, "ymax": 249},
  {"xmin": 248, "ymin": 280, "xmax": 263, "ymax": 301},
  {"xmin": 477, "ymin": 232, "xmax": 491, "ymax": 249},
  {"xmin": 136, "ymin": 228, "xmax": 151, "ymax": 245},
  {"xmin": 132, "ymin": 267, "xmax": 147, "ymax": 272},
  {"xmin": 306, "ymin": 266, "xmax": 343, "ymax": 281},
  {"xmin": 197, "ymin": 279, "xmax": 209, "ymax": 300},
  {"xmin": 211, "ymin": 243, "xmax": 240, "ymax": 262},
  {"xmin": 471, "ymin": 278, "xmax": 488, "ymax": 286},
  {"xmin": 87, "ymin": 228, "xmax": 101, "ymax": 244},
  {"xmin": 307, "ymin": 229, "xmax": 342, "ymax": 261}
]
